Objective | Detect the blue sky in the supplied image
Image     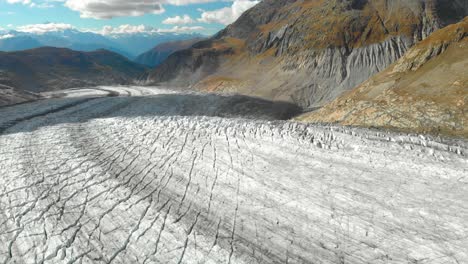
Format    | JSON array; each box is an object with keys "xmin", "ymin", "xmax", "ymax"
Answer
[{"xmin": 0, "ymin": 0, "xmax": 259, "ymax": 35}]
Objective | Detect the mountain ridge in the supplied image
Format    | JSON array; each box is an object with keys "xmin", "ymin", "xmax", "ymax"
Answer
[
  {"xmin": 297, "ymin": 17, "xmax": 468, "ymax": 137},
  {"xmin": 145, "ymin": 0, "xmax": 468, "ymax": 108},
  {"xmin": 135, "ymin": 38, "xmax": 205, "ymax": 67},
  {"xmin": 0, "ymin": 47, "xmax": 147, "ymax": 105},
  {"xmin": 0, "ymin": 29, "xmax": 203, "ymax": 59}
]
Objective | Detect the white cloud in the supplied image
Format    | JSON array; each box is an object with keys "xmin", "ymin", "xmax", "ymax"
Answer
[
  {"xmin": 97, "ymin": 24, "xmax": 204, "ymax": 35},
  {"xmin": 16, "ymin": 23, "xmax": 74, "ymax": 34},
  {"xmin": 0, "ymin": 34, "xmax": 15, "ymax": 40},
  {"xmin": 157, "ymin": 25, "xmax": 204, "ymax": 33},
  {"xmin": 6, "ymin": 0, "xmax": 31, "ymax": 5},
  {"xmin": 163, "ymin": 15, "xmax": 194, "ymax": 25},
  {"xmin": 99, "ymin": 24, "xmax": 154, "ymax": 35},
  {"xmin": 198, "ymin": 0, "xmax": 259, "ymax": 25},
  {"xmin": 35, "ymin": 2, "xmax": 55, "ymax": 8},
  {"xmin": 64, "ymin": 0, "xmax": 166, "ymax": 19},
  {"xmin": 6, "ymin": 0, "xmax": 55, "ymax": 8},
  {"xmin": 165, "ymin": 0, "xmax": 217, "ymax": 5},
  {"xmin": 9, "ymin": 22, "xmax": 204, "ymax": 37},
  {"xmin": 62, "ymin": 0, "xmax": 225, "ymax": 19}
]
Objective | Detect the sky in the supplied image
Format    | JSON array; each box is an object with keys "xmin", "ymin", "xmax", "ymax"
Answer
[{"xmin": 0, "ymin": 0, "xmax": 260, "ymax": 35}]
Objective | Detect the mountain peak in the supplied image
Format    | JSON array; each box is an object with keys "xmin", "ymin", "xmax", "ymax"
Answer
[
  {"xmin": 0, "ymin": 29, "xmax": 203, "ymax": 59},
  {"xmin": 146, "ymin": 0, "xmax": 468, "ymax": 108},
  {"xmin": 135, "ymin": 38, "xmax": 205, "ymax": 67},
  {"xmin": 222, "ymin": 0, "xmax": 466, "ymax": 53}
]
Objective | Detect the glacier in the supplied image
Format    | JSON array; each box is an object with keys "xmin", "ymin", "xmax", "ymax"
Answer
[{"xmin": 0, "ymin": 86, "xmax": 466, "ymax": 264}]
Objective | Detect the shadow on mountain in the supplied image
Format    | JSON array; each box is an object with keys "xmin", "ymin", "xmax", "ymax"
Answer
[{"xmin": 0, "ymin": 92, "xmax": 303, "ymax": 136}]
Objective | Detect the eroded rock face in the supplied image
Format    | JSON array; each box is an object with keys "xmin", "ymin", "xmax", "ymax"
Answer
[
  {"xmin": 297, "ymin": 18, "xmax": 468, "ymax": 137},
  {"xmin": 145, "ymin": 0, "xmax": 468, "ymax": 108}
]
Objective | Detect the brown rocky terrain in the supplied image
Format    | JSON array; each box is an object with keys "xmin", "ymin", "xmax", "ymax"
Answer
[
  {"xmin": 144, "ymin": 0, "xmax": 468, "ymax": 108},
  {"xmin": 297, "ymin": 17, "xmax": 468, "ymax": 137}
]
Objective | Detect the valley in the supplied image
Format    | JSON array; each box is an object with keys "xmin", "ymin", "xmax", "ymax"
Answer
[
  {"xmin": 0, "ymin": 1, "xmax": 467, "ymax": 263},
  {"xmin": 0, "ymin": 86, "xmax": 466, "ymax": 263}
]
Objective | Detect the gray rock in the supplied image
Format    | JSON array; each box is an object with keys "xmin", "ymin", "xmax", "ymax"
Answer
[{"xmin": 145, "ymin": 0, "xmax": 468, "ymax": 108}]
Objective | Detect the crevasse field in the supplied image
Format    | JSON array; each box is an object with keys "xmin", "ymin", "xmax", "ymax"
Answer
[{"xmin": 0, "ymin": 87, "xmax": 466, "ymax": 264}]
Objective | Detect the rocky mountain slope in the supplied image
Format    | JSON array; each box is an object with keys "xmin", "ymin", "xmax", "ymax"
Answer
[
  {"xmin": 145, "ymin": 0, "xmax": 468, "ymax": 108},
  {"xmin": 0, "ymin": 47, "xmax": 147, "ymax": 105},
  {"xmin": 0, "ymin": 84, "xmax": 39, "ymax": 107},
  {"xmin": 135, "ymin": 38, "xmax": 204, "ymax": 67},
  {"xmin": 297, "ymin": 17, "xmax": 468, "ymax": 137}
]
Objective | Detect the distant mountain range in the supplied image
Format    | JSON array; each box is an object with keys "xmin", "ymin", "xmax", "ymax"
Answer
[
  {"xmin": 0, "ymin": 29, "xmax": 204, "ymax": 59},
  {"xmin": 0, "ymin": 47, "xmax": 147, "ymax": 98},
  {"xmin": 135, "ymin": 38, "xmax": 205, "ymax": 67},
  {"xmin": 0, "ymin": 35, "xmax": 205, "ymax": 106}
]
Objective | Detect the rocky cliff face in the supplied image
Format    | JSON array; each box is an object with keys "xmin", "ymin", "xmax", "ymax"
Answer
[
  {"xmin": 297, "ymin": 17, "xmax": 468, "ymax": 137},
  {"xmin": 145, "ymin": 0, "xmax": 468, "ymax": 108}
]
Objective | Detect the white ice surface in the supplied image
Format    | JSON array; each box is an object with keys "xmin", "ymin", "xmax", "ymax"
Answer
[{"xmin": 0, "ymin": 86, "xmax": 467, "ymax": 264}]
